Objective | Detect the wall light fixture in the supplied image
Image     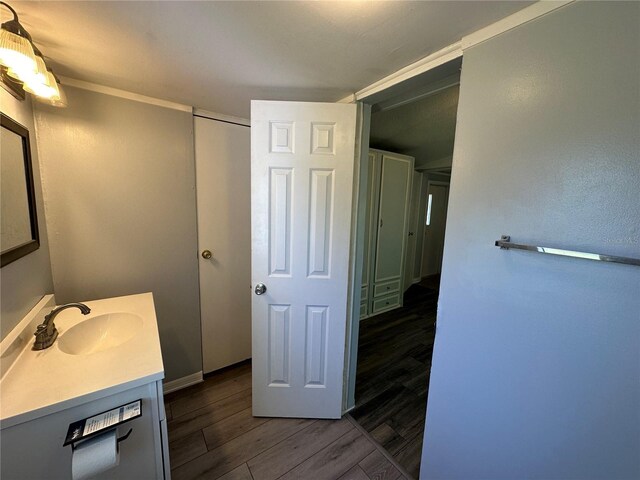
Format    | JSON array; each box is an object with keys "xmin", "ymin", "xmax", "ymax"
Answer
[{"xmin": 0, "ymin": 1, "xmax": 66, "ymax": 106}]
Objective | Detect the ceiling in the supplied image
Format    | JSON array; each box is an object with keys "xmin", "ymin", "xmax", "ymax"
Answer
[
  {"xmin": 10, "ymin": 1, "xmax": 532, "ymax": 118},
  {"xmin": 369, "ymin": 83, "xmax": 459, "ymax": 168}
]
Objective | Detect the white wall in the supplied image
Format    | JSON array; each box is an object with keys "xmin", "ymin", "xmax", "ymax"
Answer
[
  {"xmin": 33, "ymin": 87, "xmax": 201, "ymax": 382},
  {"xmin": 422, "ymin": 2, "xmax": 640, "ymax": 479},
  {"xmin": 0, "ymin": 90, "xmax": 54, "ymax": 339}
]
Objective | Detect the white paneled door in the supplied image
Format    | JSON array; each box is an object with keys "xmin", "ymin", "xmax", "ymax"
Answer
[{"xmin": 251, "ymin": 101, "xmax": 358, "ymax": 418}]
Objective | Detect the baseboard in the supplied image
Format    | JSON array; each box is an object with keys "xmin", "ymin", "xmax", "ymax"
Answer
[
  {"xmin": 163, "ymin": 371, "xmax": 203, "ymax": 394},
  {"xmin": 412, "ymin": 277, "xmax": 421, "ymax": 284}
]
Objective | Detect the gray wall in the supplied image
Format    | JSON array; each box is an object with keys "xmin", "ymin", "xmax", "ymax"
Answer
[
  {"xmin": 1, "ymin": 90, "xmax": 54, "ymax": 339},
  {"xmin": 422, "ymin": 3, "xmax": 639, "ymax": 479},
  {"xmin": 33, "ymin": 87, "xmax": 201, "ymax": 381}
]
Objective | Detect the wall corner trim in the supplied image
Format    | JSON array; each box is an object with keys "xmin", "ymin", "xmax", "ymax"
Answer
[
  {"xmin": 163, "ymin": 371, "xmax": 203, "ymax": 394},
  {"xmin": 58, "ymin": 76, "xmax": 193, "ymax": 113},
  {"xmin": 461, "ymin": 0, "xmax": 575, "ymax": 50}
]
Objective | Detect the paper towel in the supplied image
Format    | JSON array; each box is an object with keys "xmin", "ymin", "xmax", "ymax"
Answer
[{"xmin": 71, "ymin": 428, "xmax": 120, "ymax": 480}]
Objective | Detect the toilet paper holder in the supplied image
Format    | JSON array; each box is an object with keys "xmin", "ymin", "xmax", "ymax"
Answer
[
  {"xmin": 63, "ymin": 399, "xmax": 142, "ymax": 448},
  {"xmin": 70, "ymin": 428, "xmax": 132, "ymax": 451}
]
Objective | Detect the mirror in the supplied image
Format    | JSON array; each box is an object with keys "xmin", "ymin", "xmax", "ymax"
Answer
[{"xmin": 1, "ymin": 113, "xmax": 39, "ymax": 267}]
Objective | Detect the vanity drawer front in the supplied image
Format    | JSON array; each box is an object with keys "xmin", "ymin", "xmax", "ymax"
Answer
[
  {"xmin": 360, "ymin": 302, "xmax": 368, "ymax": 319},
  {"xmin": 373, "ymin": 279, "xmax": 401, "ymax": 298},
  {"xmin": 372, "ymin": 293, "xmax": 400, "ymax": 314},
  {"xmin": 361, "ymin": 285, "xmax": 368, "ymax": 302}
]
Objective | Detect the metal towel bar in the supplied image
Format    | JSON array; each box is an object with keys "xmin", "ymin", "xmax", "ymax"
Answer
[{"xmin": 495, "ymin": 235, "xmax": 640, "ymax": 266}]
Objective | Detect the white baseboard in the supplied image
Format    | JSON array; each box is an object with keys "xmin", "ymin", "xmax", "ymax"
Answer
[{"xmin": 163, "ymin": 371, "xmax": 203, "ymax": 394}]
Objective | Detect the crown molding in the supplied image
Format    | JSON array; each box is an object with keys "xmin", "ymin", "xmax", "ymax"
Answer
[
  {"xmin": 59, "ymin": 76, "xmax": 192, "ymax": 113},
  {"xmin": 340, "ymin": 1, "xmax": 575, "ymax": 104},
  {"xmin": 354, "ymin": 42, "xmax": 462, "ymax": 102},
  {"xmin": 193, "ymin": 108, "xmax": 250, "ymax": 126},
  {"xmin": 462, "ymin": 0, "xmax": 574, "ymax": 50}
]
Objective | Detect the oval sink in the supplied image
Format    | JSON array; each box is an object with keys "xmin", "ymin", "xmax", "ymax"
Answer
[{"xmin": 58, "ymin": 312, "xmax": 143, "ymax": 355}]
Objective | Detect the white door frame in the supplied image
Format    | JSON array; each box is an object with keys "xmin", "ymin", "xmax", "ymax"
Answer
[
  {"xmin": 342, "ymin": 69, "xmax": 457, "ymax": 412},
  {"xmin": 343, "ymin": 104, "xmax": 371, "ymax": 412}
]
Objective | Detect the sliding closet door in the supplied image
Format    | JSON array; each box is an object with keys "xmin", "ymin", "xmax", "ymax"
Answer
[{"xmin": 371, "ymin": 153, "xmax": 413, "ymax": 313}]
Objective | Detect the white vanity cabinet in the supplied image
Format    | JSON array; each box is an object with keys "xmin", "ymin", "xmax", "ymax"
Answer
[
  {"xmin": 0, "ymin": 380, "xmax": 170, "ymax": 479},
  {"xmin": 0, "ymin": 293, "xmax": 170, "ymax": 480},
  {"xmin": 360, "ymin": 149, "xmax": 414, "ymax": 319}
]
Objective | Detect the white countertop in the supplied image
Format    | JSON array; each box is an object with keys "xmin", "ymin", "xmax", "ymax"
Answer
[{"xmin": 0, "ymin": 293, "xmax": 164, "ymax": 429}]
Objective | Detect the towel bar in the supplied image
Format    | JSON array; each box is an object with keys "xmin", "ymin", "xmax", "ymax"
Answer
[{"xmin": 495, "ymin": 235, "xmax": 640, "ymax": 266}]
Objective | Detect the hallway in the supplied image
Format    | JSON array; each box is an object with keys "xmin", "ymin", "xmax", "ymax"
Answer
[{"xmin": 351, "ymin": 283, "xmax": 438, "ymax": 478}]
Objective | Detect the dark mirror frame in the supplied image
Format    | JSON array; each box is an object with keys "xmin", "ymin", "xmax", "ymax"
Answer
[{"xmin": 1, "ymin": 112, "xmax": 39, "ymax": 267}]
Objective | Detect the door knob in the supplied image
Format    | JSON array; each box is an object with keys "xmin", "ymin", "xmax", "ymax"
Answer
[
  {"xmin": 408, "ymin": 232, "xmax": 414, "ymax": 236},
  {"xmin": 201, "ymin": 250, "xmax": 212, "ymax": 259},
  {"xmin": 254, "ymin": 283, "xmax": 267, "ymax": 295}
]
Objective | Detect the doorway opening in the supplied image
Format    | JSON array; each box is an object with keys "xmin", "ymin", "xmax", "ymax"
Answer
[{"xmin": 349, "ymin": 60, "xmax": 460, "ymax": 478}]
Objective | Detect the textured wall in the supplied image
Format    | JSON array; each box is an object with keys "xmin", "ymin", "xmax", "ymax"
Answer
[
  {"xmin": 1, "ymin": 90, "xmax": 54, "ymax": 340},
  {"xmin": 34, "ymin": 87, "xmax": 201, "ymax": 381},
  {"xmin": 422, "ymin": 2, "xmax": 640, "ymax": 479}
]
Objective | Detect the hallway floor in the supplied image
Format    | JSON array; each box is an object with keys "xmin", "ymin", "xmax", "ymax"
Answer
[
  {"xmin": 351, "ymin": 283, "xmax": 438, "ymax": 478},
  {"xmin": 164, "ymin": 362, "xmax": 411, "ymax": 480}
]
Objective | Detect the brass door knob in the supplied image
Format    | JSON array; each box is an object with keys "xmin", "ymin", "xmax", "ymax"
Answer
[{"xmin": 202, "ymin": 250, "xmax": 212, "ymax": 259}]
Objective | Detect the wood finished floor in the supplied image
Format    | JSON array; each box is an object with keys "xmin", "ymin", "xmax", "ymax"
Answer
[
  {"xmin": 164, "ymin": 362, "xmax": 410, "ymax": 480},
  {"xmin": 350, "ymin": 282, "xmax": 438, "ymax": 479}
]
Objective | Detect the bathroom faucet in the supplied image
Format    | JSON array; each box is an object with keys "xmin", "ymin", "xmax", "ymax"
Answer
[{"xmin": 33, "ymin": 303, "xmax": 91, "ymax": 350}]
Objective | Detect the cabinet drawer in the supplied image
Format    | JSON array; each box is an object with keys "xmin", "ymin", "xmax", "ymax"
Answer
[
  {"xmin": 372, "ymin": 293, "xmax": 400, "ymax": 314},
  {"xmin": 373, "ymin": 279, "xmax": 401, "ymax": 298},
  {"xmin": 359, "ymin": 302, "xmax": 368, "ymax": 319}
]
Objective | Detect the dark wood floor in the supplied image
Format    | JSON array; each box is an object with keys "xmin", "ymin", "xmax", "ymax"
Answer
[
  {"xmin": 164, "ymin": 362, "xmax": 410, "ymax": 480},
  {"xmin": 350, "ymin": 282, "xmax": 438, "ymax": 479}
]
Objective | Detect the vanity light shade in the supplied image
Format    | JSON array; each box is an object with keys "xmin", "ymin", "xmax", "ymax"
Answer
[
  {"xmin": 37, "ymin": 79, "xmax": 67, "ymax": 107},
  {"xmin": 7, "ymin": 44, "xmax": 46, "ymax": 84},
  {"xmin": 0, "ymin": 25, "xmax": 36, "ymax": 75},
  {"xmin": 23, "ymin": 69, "xmax": 57, "ymax": 99}
]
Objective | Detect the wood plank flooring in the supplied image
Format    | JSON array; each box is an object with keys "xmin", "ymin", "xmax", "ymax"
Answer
[
  {"xmin": 350, "ymin": 283, "xmax": 438, "ymax": 479},
  {"xmin": 165, "ymin": 362, "xmax": 409, "ymax": 480}
]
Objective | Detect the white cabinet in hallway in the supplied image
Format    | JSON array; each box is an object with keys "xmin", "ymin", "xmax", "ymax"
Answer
[
  {"xmin": 361, "ymin": 149, "xmax": 414, "ymax": 318},
  {"xmin": 195, "ymin": 115, "xmax": 252, "ymax": 374}
]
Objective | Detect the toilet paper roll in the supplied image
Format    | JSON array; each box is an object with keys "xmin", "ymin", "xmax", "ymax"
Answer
[{"xmin": 71, "ymin": 429, "xmax": 120, "ymax": 480}]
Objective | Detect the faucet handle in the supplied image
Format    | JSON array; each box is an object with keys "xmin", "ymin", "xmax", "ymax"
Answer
[
  {"xmin": 33, "ymin": 322, "xmax": 58, "ymax": 350},
  {"xmin": 34, "ymin": 324, "xmax": 47, "ymax": 337}
]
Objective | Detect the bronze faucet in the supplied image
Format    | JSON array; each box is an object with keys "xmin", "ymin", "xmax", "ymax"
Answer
[{"xmin": 33, "ymin": 303, "xmax": 91, "ymax": 350}]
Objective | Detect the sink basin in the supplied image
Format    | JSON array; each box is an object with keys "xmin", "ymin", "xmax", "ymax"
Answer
[{"xmin": 58, "ymin": 313, "xmax": 143, "ymax": 355}]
